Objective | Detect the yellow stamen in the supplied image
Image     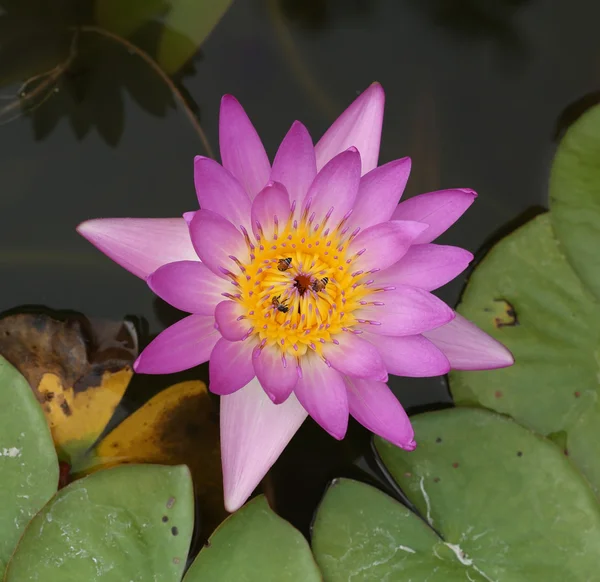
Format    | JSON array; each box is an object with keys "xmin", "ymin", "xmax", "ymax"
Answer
[{"xmin": 231, "ymin": 208, "xmax": 375, "ymax": 359}]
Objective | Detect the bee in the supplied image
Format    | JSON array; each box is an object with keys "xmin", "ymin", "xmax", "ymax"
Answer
[
  {"xmin": 271, "ymin": 295, "xmax": 289, "ymax": 313},
  {"xmin": 277, "ymin": 257, "xmax": 292, "ymax": 271},
  {"xmin": 311, "ymin": 277, "xmax": 329, "ymax": 293}
]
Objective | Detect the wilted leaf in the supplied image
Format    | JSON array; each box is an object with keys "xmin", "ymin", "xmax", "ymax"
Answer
[
  {"xmin": 158, "ymin": 0, "xmax": 233, "ymax": 74},
  {"xmin": 0, "ymin": 356, "xmax": 58, "ymax": 575},
  {"xmin": 86, "ymin": 380, "xmax": 225, "ymax": 537},
  {"xmin": 5, "ymin": 464, "xmax": 194, "ymax": 581},
  {"xmin": 94, "ymin": 0, "xmax": 168, "ymax": 37},
  {"xmin": 450, "ymin": 214, "xmax": 600, "ymax": 494},
  {"xmin": 0, "ymin": 311, "xmax": 138, "ymax": 463},
  {"xmin": 184, "ymin": 496, "xmax": 321, "ymax": 581}
]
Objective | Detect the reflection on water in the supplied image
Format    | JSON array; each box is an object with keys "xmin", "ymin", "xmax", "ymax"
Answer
[{"xmin": 1, "ymin": 0, "xmax": 600, "ymax": 535}]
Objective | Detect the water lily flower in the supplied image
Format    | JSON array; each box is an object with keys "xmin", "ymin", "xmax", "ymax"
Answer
[{"xmin": 77, "ymin": 83, "xmax": 513, "ymax": 512}]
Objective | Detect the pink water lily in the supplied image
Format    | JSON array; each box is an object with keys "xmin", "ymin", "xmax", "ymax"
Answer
[{"xmin": 77, "ymin": 83, "xmax": 513, "ymax": 512}]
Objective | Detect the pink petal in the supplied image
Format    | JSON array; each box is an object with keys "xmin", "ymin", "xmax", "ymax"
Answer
[
  {"xmin": 374, "ymin": 244, "xmax": 473, "ymax": 292},
  {"xmin": 345, "ymin": 377, "xmax": 415, "ymax": 450},
  {"xmin": 183, "ymin": 211, "xmax": 196, "ymax": 226},
  {"xmin": 357, "ymin": 286, "xmax": 455, "ymax": 336},
  {"xmin": 423, "ymin": 313, "xmax": 514, "ymax": 370},
  {"xmin": 77, "ymin": 218, "xmax": 198, "ymax": 280},
  {"xmin": 253, "ymin": 345, "xmax": 298, "ymax": 404},
  {"xmin": 392, "ymin": 189, "xmax": 477, "ymax": 244},
  {"xmin": 134, "ymin": 314, "xmax": 219, "ymax": 374},
  {"xmin": 305, "ymin": 149, "xmax": 361, "ymax": 227},
  {"xmin": 322, "ymin": 332, "xmax": 388, "ymax": 381},
  {"xmin": 194, "ymin": 156, "xmax": 252, "ymax": 231},
  {"xmin": 294, "ymin": 354, "xmax": 349, "ymax": 440},
  {"xmin": 270, "ymin": 121, "xmax": 316, "ymax": 211},
  {"xmin": 147, "ymin": 261, "xmax": 225, "ymax": 315},
  {"xmin": 219, "ymin": 95, "xmax": 270, "ymax": 199},
  {"xmin": 348, "ymin": 157, "xmax": 412, "ymax": 231},
  {"xmin": 362, "ymin": 332, "xmax": 450, "ymax": 377},
  {"xmin": 251, "ymin": 182, "xmax": 291, "ymax": 241},
  {"xmin": 221, "ymin": 378, "xmax": 308, "ymax": 512},
  {"xmin": 214, "ymin": 300, "xmax": 250, "ymax": 341},
  {"xmin": 348, "ymin": 220, "xmax": 428, "ymax": 272},
  {"xmin": 315, "ymin": 83, "xmax": 385, "ymax": 175},
  {"xmin": 189, "ymin": 209, "xmax": 248, "ymax": 277},
  {"xmin": 209, "ymin": 338, "xmax": 256, "ymax": 395}
]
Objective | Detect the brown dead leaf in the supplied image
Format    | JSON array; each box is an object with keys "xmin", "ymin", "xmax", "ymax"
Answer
[{"xmin": 0, "ymin": 310, "xmax": 138, "ymax": 463}]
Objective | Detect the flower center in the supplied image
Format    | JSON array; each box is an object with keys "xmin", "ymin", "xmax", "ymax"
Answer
[{"xmin": 224, "ymin": 201, "xmax": 378, "ymax": 358}]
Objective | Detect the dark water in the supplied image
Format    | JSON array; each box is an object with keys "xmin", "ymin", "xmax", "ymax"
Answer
[{"xmin": 1, "ymin": 0, "xmax": 599, "ymax": 534}]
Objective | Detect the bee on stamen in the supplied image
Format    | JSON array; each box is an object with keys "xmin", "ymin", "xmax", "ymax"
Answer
[
  {"xmin": 271, "ymin": 295, "xmax": 289, "ymax": 313},
  {"xmin": 311, "ymin": 277, "xmax": 329, "ymax": 293},
  {"xmin": 277, "ymin": 257, "xmax": 292, "ymax": 271}
]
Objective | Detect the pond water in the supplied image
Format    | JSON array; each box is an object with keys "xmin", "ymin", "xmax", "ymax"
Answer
[{"xmin": 1, "ymin": 0, "xmax": 599, "ymax": 534}]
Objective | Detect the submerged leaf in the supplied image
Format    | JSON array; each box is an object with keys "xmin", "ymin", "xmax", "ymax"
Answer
[
  {"xmin": 450, "ymin": 213, "xmax": 600, "ymax": 494},
  {"xmin": 0, "ymin": 356, "xmax": 58, "ymax": 575},
  {"xmin": 94, "ymin": 0, "xmax": 168, "ymax": 37},
  {"xmin": 5, "ymin": 464, "xmax": 194, "ymax": 581},
  {"xmin": 0, "ymin": 311, "xmax": 137, "ymax": 463},
  {"xmin": 158, "ymin": 0, "xmax": 233, "ymax": 74},
  {"xmin": 184, "ymin": 495, "xmax": 321, "ymax": 581},
  {"xmin": 85, "ymin": 380, "xmax": 225, "ymax": 537},
  {"xmin": 314, "ymin": 408, "xmax": 600, "ymax": 581}
]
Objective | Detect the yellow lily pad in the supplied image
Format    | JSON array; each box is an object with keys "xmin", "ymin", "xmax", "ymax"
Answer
[{"xmin": 0, "ymin": 311, "xmax": 137, "ymax": 463}]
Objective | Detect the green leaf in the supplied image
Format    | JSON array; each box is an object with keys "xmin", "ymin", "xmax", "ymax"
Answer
[
  {"xmin": 369, "ymin": 408, "xmax": 600, "ymax": 582},
  {"xmin": 450, "ymin": 213, "xmax": 600, "ymax": 493},
  {"xmin": 158, "ymin": 0, "xmax": 234, "ymax": 75},
  {"xmin": 550, "ymin": 103, "xmax": 600, "ymax": 301},
  {"xmin": 5, "ymin": 464, "xmax": 194, "ymax": 581},
  {"xmin": 94, "ymin": 0, "xmax": 168, "ymax": 37},
  {"xmin": 0, "ymin": 356, "xmax": 58, "ymax": 574},
  {"xmin": 184, "ymin": 495, "xmax": 322, "ymax": 581},
  {"xmin": 313, "ymin": 479, "xmax": 484, "ymax": 581}
]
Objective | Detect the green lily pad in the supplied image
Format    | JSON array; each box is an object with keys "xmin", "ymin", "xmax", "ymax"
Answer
[
  {"xmin": 5, "ymin": 464, "xmax": 194, "ymax": 581},
  {"xmin": 0, "ymin": 356, "xmax": 58, "ymax": 574},
  {"xmin": 550, "ymin": 103, "xmax": 600, "ymax": 301},
  {"xmin": 339, "ymin": 408, "xmax": 600, "ymax": 582},
  {"xmin": 450, "ymin": 213, "xmax": 600, "ymax": 493},
  {"xmin": 184, "ymin": 495, "xmax": 322, "ymax": 581},
  {"xmin": 313, "ymin": 479, "xmax": 488, "ymax": 581},
  {"xmin": 158, "ymin": 0, "xmax": 234, "ymax": 74}
]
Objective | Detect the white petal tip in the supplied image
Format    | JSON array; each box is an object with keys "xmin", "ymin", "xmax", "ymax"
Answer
[
  {"xmin": 224, "ymin": 493, "xmax": 249, "ymax": 514},
  {"xmin": 75, "ymin": 219, "xmax": 99, "ymax": 239},
  {"xmin": 486, "ymin": 348, "xmax": 515, "ymax": 369}
]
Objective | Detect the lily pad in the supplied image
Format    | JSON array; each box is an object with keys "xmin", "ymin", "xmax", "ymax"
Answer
[
  {"xmin": 184, "ymin": 495, "xmax": 322, "ymax": 581},
  {"xmin": 550, "ymin": 102, "xmax": 600, "ymax": 301},
  {"xmin": 450, "ymin": 213, "xmax": 600, "ymax": 493},
  {"xmin": 5, "ymin": 464, "xmax": 194, "ymax": 581},
  {"xmin": 158, "ymin": 0, "xmax": 234, "ymax": 74},
  {"xmin": 312, "ymin": 479, "xmax": 483, "ymax": 581},
  {"xmin": 84, "ymin": 380, "xmax": 225, "ymax": 538},
  {"xmin": 314, "ymin": 407, "xmax": 600, "ymax": 581},
  {"xmin": 0, "ymin": 356, "xmax": 58, "ymax": 574}
]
